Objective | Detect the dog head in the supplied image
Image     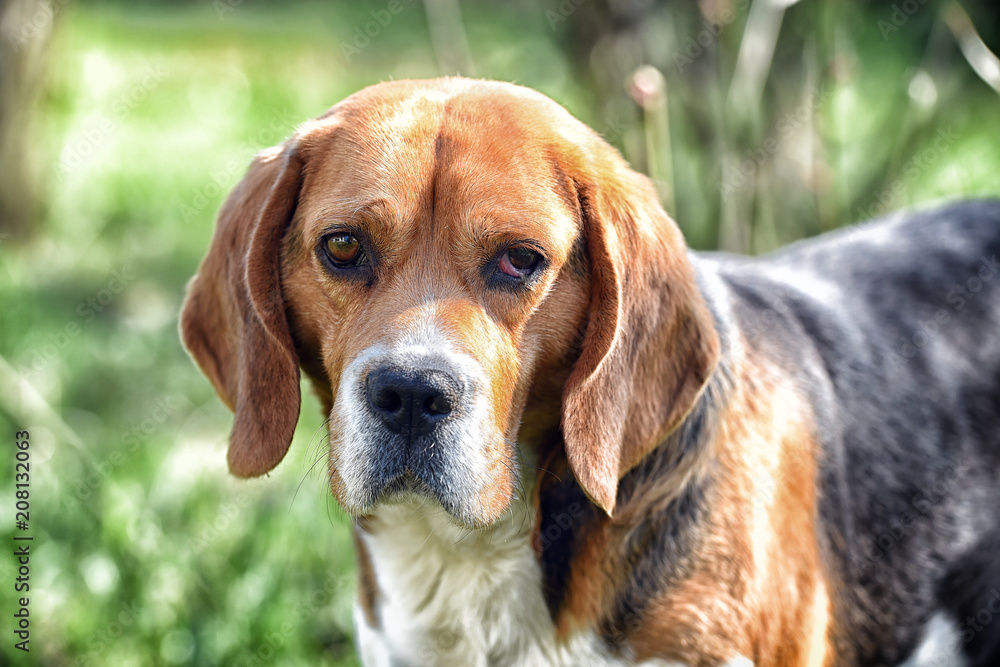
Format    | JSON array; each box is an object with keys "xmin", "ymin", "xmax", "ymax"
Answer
[{"xmin": 181, "ymin": 78, "xmax": 719, "ymax": 526}]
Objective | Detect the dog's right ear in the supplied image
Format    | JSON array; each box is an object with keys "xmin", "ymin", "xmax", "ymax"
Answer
[
  {"xmin": 180, "ymin": 142, "xmax": 304, "ymax": 478},
  {"xmin": 557, "ymin": 134, "xmax": 720, "ymax": 517}
]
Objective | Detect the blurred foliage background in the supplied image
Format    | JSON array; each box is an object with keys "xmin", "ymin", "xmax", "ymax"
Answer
[{"xmin": 0, "ymin": 0, "xmax": 998, "ymax": 664}]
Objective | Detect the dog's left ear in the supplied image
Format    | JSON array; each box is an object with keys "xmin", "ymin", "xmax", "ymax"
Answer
[{"xmin": 560, "ymin": 143, "xmax": 720, "ymax": 516}]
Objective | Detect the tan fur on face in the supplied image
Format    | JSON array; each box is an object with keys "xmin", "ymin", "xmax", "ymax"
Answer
[
  {"xmin": 183, "ymin": 77, "xmax": 719, "ymax": 524},
  {"xmin": 279, "ymin": 82, "xmax": 597, "ymax": 524}
]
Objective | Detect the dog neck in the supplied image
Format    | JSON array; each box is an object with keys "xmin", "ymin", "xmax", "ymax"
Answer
[
  {"xmin": 354, "ymin": 494, "xmax": 616, "ymax": 665},
  {"xmin": 352, "ymin": 395, "xmax": 730, "ymax": 667}
]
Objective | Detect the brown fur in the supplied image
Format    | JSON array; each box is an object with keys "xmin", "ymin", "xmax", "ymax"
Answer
[
  {"xmin": 181, "ymin": 78, "xmax": 835, "ymax": 665},
  {"xmin": 180, "ymin": 144, "xmax": 303, "ymax": 478},
  {"xmin": 624, "ymin": 345, "xmax": 831, "ymax": 666},
  {"xmin": 352, "ymin": 526, "xmax": 382, "ymax": 628},
  {"xmin": 527, "ymin": 339, "xmax": 832, "ymax": 666}
]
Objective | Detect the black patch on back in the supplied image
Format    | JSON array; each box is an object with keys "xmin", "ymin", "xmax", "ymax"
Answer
[
  {"xmin": 715, "ymin": 199, "xmax": 1000, "ymax": 664},
  {"xmin": 539, "ymin": 200, "xmax": 1000, "ymax": 663}
]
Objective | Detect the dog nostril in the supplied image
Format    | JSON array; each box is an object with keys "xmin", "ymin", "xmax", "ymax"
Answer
[
  {"xmin": 424, "ymin": 393, "xmax": 452, "ymax": 416},
  {"xmin": 373, "ymin": 388, "xmax": 402, "ymax": 413}
]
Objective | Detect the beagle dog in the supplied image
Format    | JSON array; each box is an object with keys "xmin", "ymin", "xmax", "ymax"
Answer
[{"xmin": 180, "ymin": 78, "xmax": 1000, "ymax": 667}]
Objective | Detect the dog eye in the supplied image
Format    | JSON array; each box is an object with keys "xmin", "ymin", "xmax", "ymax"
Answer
[
  {"xmin": 498, "ymin": 247, "xmax": 541, "ymax": 278},
  {"xmin": 323, "ymin": 233, "xmax": 367, "ymax": 267}
]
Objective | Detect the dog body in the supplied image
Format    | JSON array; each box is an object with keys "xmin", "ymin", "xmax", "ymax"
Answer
[{"xmin": 181, "ymin": 78, "xmax": 1000, "ymax": 666}]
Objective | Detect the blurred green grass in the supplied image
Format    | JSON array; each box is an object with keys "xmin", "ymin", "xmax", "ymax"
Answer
[{"xmin": 0, "ymin": 0, "xmax": 998, "ymax": 665}]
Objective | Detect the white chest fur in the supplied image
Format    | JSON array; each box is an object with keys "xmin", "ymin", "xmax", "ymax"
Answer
[{"xmin": 353, "ymin": 497, "xmax": 667, "ymax": 667}]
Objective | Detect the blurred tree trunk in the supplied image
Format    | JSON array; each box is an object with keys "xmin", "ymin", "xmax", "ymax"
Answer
[{"xmin": 0, "ymin": 0, "xmax": 52, "ymax": 242}]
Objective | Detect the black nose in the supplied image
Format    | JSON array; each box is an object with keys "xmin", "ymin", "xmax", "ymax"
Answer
[{"xmin": 366, "ymin": 368, "xmax": 457, "ymax": 437}]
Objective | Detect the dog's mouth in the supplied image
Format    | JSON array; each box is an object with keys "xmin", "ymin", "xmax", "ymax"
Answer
[
  {"xmin": 329, "ymin": 343, "xmax": 515, "ymax": 528},
  {"xmin": 368, "ymin": 470, "xmax": 433, "ymax": 505},
  {"xmin": 327, "ymin": 398, "xmax": 514, "ymax": 527},
  {"xmin": 372, "ymin": 464, "xmax": 507, "ymax": 526}
]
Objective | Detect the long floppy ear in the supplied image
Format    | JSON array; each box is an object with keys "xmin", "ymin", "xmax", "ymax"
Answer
[
  {"xmin": 180, "ymin": 142, "xmax": 303, "ymax": 477},
  {"xmin": 560, "ymin": 147, "xmax": 720, "ymax": 516}
]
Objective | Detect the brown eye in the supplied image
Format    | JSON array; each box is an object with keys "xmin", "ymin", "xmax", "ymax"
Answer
[
  {"xmin": 324, "ymin": 233, "xmax": 366, "ymax": 267},
  {"xmin": 499, "ymin": 246, "xmax": 541, "ymax": 278}
]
